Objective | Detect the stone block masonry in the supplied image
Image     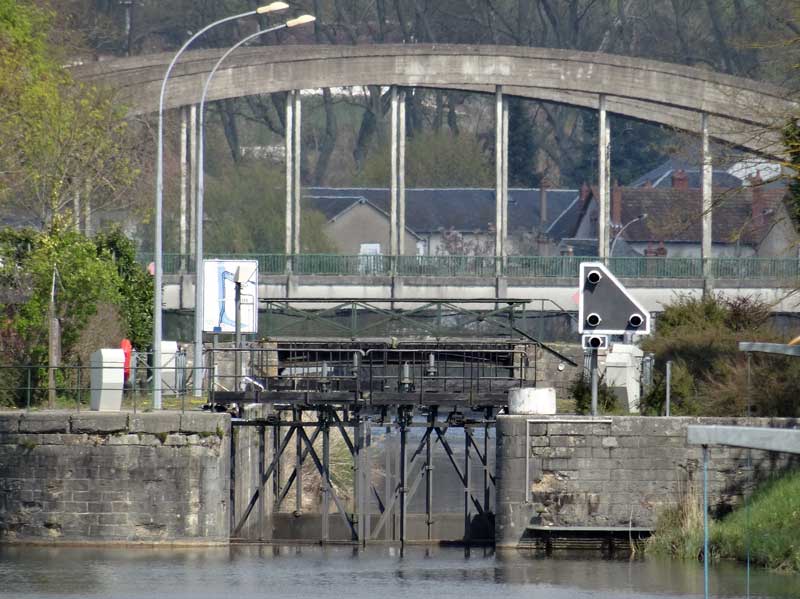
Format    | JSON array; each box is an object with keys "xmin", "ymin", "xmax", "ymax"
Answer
[
  {"xmin": 0, "ymin": 411, "xmax": 230, "ymax": 545},
  {"xmin": 495, "ymin": 415, "xmax": 799, "ymax": 548}
]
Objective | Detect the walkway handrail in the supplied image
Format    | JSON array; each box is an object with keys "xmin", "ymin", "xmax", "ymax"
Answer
[{"xmin": 139, "ymin": 253, "xmax": 800, "ymax": 282}]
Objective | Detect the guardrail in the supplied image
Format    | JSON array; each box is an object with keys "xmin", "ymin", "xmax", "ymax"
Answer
[{"xmin": 137, "ymin": 253, "xmax": 800, "ymax": 282}]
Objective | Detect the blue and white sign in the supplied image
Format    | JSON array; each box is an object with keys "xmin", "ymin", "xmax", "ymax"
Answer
[{"xmin": 202, "ymin": 259, "xmax": 258, "ymax": 333}]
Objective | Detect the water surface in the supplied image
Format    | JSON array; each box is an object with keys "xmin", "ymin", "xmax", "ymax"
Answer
[{"xmin": 0, "ymin": 545, "xmax": 797, "ymax": 599}]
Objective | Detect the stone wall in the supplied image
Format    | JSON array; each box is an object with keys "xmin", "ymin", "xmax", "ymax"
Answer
[
  {"xmin": 0, "ymin": 411, "xmax": 230, "ymax": 544},
  {"xmin": 495, "ymin": 415, "xmax": 799, "ymax": 548}
]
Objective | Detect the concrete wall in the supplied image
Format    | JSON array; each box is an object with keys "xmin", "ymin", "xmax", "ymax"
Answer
[
  {"xmin": 495, "ymin": 415, "xmax": 799, "ymax": 548},
  {"xmin": 0, "ymin": 411, "xmax": 230, "ymax": 545}
]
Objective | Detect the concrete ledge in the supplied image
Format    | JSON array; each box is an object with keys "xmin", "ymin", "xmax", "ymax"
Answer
[
  {"xmin": 18, "ymin": 413, "xmax": 69, "ymax": 433},
  {"xmin": 687, "ymin": 425, "xmax": 800, "ymax": 453},
  {"xmin": 70, "ymin": 413, "xmax": 129, "ymax": 434},
  {"xmin": 128, "ymin": 413, "xmax": 181, "ymax": 434},
  {"xmin": 180, "ymin": 412, "xmax": 228, "ymax": 435},
  {"xmin": 0, "ymin": 413, "xmax": 20, "ymax": 433}
]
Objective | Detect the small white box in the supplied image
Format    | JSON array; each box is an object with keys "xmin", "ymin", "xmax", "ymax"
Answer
[
  {"xmin": 90, "ymin": 348, "xmax": 125, "ymax": 411},
  {"xmin": 508, "ymin": 387, "xmax": 557, "ymax": 415}
]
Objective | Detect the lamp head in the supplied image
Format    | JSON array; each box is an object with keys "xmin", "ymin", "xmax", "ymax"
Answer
[
  {"xmin": 257, "ymin": 2, "xmax": 289, "ymax": 14},
  {"xmin": 286, "ymin": 14, "xmax": 316, "ymax": 27}
]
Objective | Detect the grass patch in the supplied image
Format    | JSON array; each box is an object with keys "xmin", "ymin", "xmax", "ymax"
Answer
[{"xmin": 648, "ymin": 470, "xmax": 800, "ymax": 572}]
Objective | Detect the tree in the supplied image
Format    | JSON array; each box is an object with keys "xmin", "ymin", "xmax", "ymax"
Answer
[
  {"xmin": 357, "ymin": 130, "xmax": 493, "ymax": 188},
  {"xmin": 0, "ymin": 0, "xmax": 140, "ymax": 230}
]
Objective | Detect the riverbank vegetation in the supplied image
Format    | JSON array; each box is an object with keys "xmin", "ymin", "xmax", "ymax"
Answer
[{"xmin": 648, "ymin": 469, "xmax": 800, "ymax": 572}]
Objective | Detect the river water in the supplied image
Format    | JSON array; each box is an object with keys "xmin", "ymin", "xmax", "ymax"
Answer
[{"xmin": 1, "ymin": 545, "xmax": 797, "ymax": 599}]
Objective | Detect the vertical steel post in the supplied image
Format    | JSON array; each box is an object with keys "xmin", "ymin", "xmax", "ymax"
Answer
[
  {"xmin": 390, "ymin": 87, "xmax": 399, "ymax": 259},
  {"xmin": 259, "ymin": 424, "xmax": 266, "ymax": 541},
  {"xmin": 426, "ymin": 407, "xmax": 435, "ymax": 541},
  {"xmin": 464, "ymin": 425, "xmax": 471, "ymax": 544},
  {"xmin": 321, "ymin": 411, "xmax": 331, "ymax": 542},
  {"xmin": 293, "ymin": 91, "xmax": 302, "ymax": 256},
  {"xmin": 598, "ymin": 94, "xmax": 609, "ymax": 260},
  {"xmin": 230, "ymin": 425, "xmax": 236, "ymax": 536},
  {"xmin": 189, "ymin": 103, "xmax": 197, "ymax": 271},
  {"xmin": 272, "ymin": 417, "xmax": 280, "ymax": 512},
  {"xmin": 701, "ymin": 112, "xmax": 713, "ymax": 295},
  {"xmin": 703, "ymin": 444, "xmax": 710, "ymax": 599},
  {"xmin": 385, "ymin": 425, "xmax": 393, "ymax": 541},
  {"xmin": 234, "ymin": 280, "xmax": 242, "ymax": 392},
  {"xmin": 354, "ymin": 415, "xmax": 363, "ymax": 544},
  {"xmin": 295, "ymin": 407, "xmax": 303, "ymax": 514},
  {"xmin": 665, "ymin": 360, "xmax": 672, "ymax": 417},
  {"xmin": 364, "ymin": 423, "xmax": 372, "ymax": 542},
  {"xmin": 399, "ymin": 413, "xmax": 407, "ymax": 548},
  {"xmin": 483, "ymin": 413, "xmax": 490, "ymax": 513},
  {"xmin": 590, "ymin": 348, "xmax": 599, "ymax": 417}
]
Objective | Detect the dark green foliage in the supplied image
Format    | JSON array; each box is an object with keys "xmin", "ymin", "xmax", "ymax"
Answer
[
  {"xmin": 640, "ymin": 295, "xmax": 800, "ymax": 417},
  {"xmin": 570, "ymin": 370, "xmax": 620, "ymax": 415},
  {"xmin": 507, "ymin": 98, "xmax": 540, "ymax": 188},
  {"xmin": 782, "ymin": 119, "xmax": 800, "ymax": 223}
]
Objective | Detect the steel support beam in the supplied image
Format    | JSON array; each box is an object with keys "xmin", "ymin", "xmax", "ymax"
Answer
[
  {"xmin": 285, "ymin": 91, "xmax": 294, "ymax": 263},
  {"xmin": 688, "ymin": 425, "xmax": 800, "ymax": 453},
  {"xmin": 293, "ymin": 91, "xmax": 302, "ymax": 256},
  {"xmin": 398, "ymin": 90, "xmax": 407, "ymax": 256},
  {"xmin": 180, "ymin": 106, "xmax": 188, "ymax": 271},
  {"xmin": 495, "ymin": 86, "xmax": 504, "ymax": 271},
  {"xmin": 390, "ymin": 87, "xmax": 399, "ymax": 259}
]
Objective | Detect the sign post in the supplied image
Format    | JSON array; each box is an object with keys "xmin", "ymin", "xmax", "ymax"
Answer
[{"xmin": 578, "ymin": 262, "xmax": 650, "ymax": 415}]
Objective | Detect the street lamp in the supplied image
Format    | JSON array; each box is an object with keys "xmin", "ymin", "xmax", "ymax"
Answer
[
  {"xmin": 610, "ymin": 213, "xmax": 648, "ymax": 257},
  {"xmin": 193, "ymin": 13, "xmax": 316, "ymax": 397},
  {"xmin": 153, "ymin": 2, "xmax": 290, "ymax": 410}
]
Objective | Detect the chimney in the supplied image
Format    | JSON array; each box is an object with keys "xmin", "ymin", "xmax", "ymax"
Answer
[
  {"xmin": 671, "ymin": 169, "xmax": 689, "ymax": 190},
  {"xmin": 539, "ymin": 182, "xmax": 548, "ymax": 228},
  {"xmin": 611, "ymin": 180, "xmax": 622, "ymax": 226},
  {"xmin": 750, "ymin": 172, "xmax": 766, "ymax": 226}
]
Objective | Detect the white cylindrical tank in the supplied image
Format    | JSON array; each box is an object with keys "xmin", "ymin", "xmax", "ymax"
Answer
[{"xmin": 508, "ymin": 387, "xmax": 557, "ymax": 415}]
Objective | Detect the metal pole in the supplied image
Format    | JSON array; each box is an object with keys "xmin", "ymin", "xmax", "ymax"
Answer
[
  {"xmin": 259, "ymin": 424, "xmax": 266, "ymax": 541},
  {"xmin": 425, "ymin": 408, "xmax": 435, "ymax": 542},
  {"xmin": 195, "ymin": 23, "xmax": 291, "ymax": 399},
  {"xmin": 155, "ymin": 8, "xmax": 264, "ymax": 411},
  {"xmin": 234, "ymin": 280, "xmax": 242, "ymax": 391},
  {"xmin": 665, "ymin": 360, "xmax": 672, "ymax": 417},
  {"xmin": 385, "ymin": 426, "xmax": 392, "ymax": 541},
  {"xmin": 399, "ymin": 413, "xmax": 407, "ymax": 548},
  {"xmin": 701, "ymin": 112, "xmax": 713, "ymax": 295},
  {"xmin": 464, "ymin": 425, "xmax": 471, "ymax": 545},
  {"xmin": 590, "ymin": 348, "xmax": 599, "ymax": 417},
  {"xmin": 189, "ymin": 104, "xmax": 197, "ymax": 271},
  {"xmin": 598, "ymin": 94, "xmax": 609, "ymax": 261},
  {"xmin": 322, "ymin": 411, "xmax": 330, "ymax": 542},
  {"xmin": 502, "ymin": 96, "xmax": 509, "ymax": 261},
  {"xmin": 703, "ymin": 444, "xmax": 710, "ymax": 599},
  {"xmin": 295, "ymin": 407, "xmax": 303, "ymax": 514}
]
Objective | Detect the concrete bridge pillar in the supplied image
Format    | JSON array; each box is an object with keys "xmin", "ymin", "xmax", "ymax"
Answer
[
  {"xmin": 702, "ymin": 113, "xmax": 713, "ymax": 294},
  {"xmin": 598, "ymin": 94, "xmax": 610, "ymax": 260}
]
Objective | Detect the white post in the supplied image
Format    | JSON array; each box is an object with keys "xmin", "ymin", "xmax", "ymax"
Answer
[
  {"xmin": 502, "ymin": 96, "xmax": 509, "ymax": 258},
  {"xmin": 398, "ymin": 89, "xmax": 407, "ymax": 256},
  {"xmin": 598, "ymin": 95, "xmax": 609, "ymax": 260},
  {"xmin": 390, "ymin": 86, "xmax": 399, "ymax": 258},
  {"xmin": 285, "ymin": 92, "xmax": 294, "ymax": 261},
  {"xmin": 180, "ymin": 106, "xmax": 188, "ymax": 271},
  {"xmin": 293, "ymin": 91, "xmax": 302, "ymax": 255},
  {"xmin": 495, "ymin": 86, "xmax": 504, "ymax": 270},
  {"xmin": 189, "ymin": 104, "xmax": 198, "ymax": 263},
  {"xmin": 702, "ymin": 112, "xmax": 713, "ymax": 294}
]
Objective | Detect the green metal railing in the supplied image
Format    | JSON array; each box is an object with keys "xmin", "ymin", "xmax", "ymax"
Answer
[{"xmin": 138, "ymin": 253, "xmax": 800, "ymax": 282}]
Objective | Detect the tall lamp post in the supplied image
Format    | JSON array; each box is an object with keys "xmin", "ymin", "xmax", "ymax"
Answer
[
  {"xmin": 193, "ymin": 14, "xmax": 316, "ymax": 397},
  {"xmin": 609, "ymin": 213, "xmax": 648, "ymax": 257},
  {"xmin": 153, "ymin": 2, "xmax": 290, "ymax": 410}
]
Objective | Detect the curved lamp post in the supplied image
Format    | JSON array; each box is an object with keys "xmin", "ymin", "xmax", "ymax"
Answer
[
  {"xmin": 153, "ymin": 2, "xmax": 290, "ymax": 409},
  {"xmin": 193, "ymin": 14, "xmax": 316, "ymax": 397},
  {"xmin": 610, "ymin": 213, "xmax": 648, "ymax": 257}
]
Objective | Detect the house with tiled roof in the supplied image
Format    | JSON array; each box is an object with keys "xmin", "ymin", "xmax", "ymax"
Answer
[
  {"xmin": 561, "ymin": 173, "xmax": 797, "ymax": 258},
  {"xmin": 304, "ymin": 187, "xmax": 578, "ymax": 255}
]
